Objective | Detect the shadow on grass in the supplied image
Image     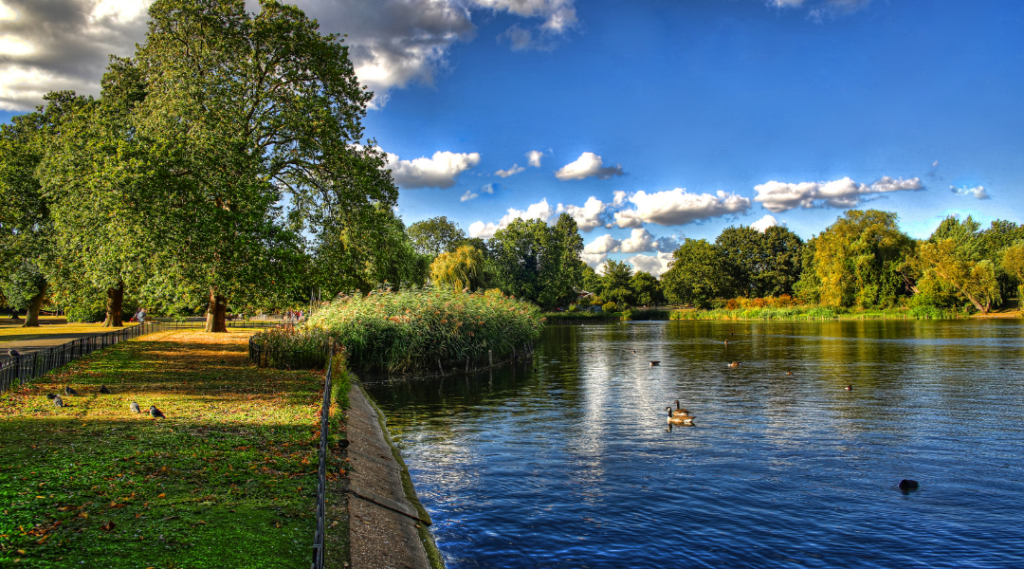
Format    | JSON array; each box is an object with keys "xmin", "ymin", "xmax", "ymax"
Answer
[{"xmin": 0, "ymin": 330, "xmax": 340, "ymax": 569}]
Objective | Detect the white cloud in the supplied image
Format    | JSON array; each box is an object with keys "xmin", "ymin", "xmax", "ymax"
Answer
[
  {"xmin": 583, "ymin": 228, "xmax": 677, "ymax": 258},
  {"xmin": 770, "ymin": 0, "xmax": 873, "ymax": 16},
  {"xmin": 527, "ymin": 150, "xmax": 544, "ymax": 168},
  {"xmin": 468, "ymin": 198, "xmax": 555, "ymax": 238},
  {"xmin": 460, "ymin": 190, "xmax": 478, "ymax": 202},
  {"xmin": 614, "ymin": 189, "xmax": 752, "ymax": 228},
  {"xmin": 753, "ymin": 176, "xmax": 923, "ymax": 213},
  {"xmin": 750, "ymin": 214, "xmax": 783, "ymax": 232},
  {"xmin": 481, "ymin": 182, "xmax": 496, "ymax": 194},
  {"xmin": 580, "ymin": 253, "xmax": 607, "ymax": 269},
  {"xmin": 0, "ymin": 0, "xmax": 577, "ymax": 111},
  {"xmin": 495, "ymin": 164, "xmax": 525, "ymax": 177},
  {"xmin": 583, "ymin": 234, "xmax": 620, "ymax": 255},
  {"xmin": 626, "ymin": 252, "xmax": 674, "ymax": 278},
  {"xmin": 555, "ymin": 196, "xmax": 614, "ymax": 232},
  {"xmin": 950, "ymin": 185, "xmax": 990, "ymax": 200},
  {"xmin": 555, "ymin": 152, "xmax": 625, "ymax": 181},
  {"xmin": 386, "ymin": 150, "xmax": 480, "ymax": 189}
]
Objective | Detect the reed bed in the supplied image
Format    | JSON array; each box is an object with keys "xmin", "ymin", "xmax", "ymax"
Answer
[
  {"xmin": 669, "ymin": 305, "xmax": 962, "ymax": 321},
  {"xmin": 298, "ymin": 288, "xmax": 543, "ymax": 375}
]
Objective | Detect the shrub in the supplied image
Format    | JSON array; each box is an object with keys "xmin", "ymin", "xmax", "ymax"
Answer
[
  {"xmin": 602, "ymin": 301, "xmax": 618, "ymax": 312},
  {"xmin": 250, "ymin": 325, "xmax": 332, "ymax": 368},
  {"xmin": 302, "ymin": 288, "xmax": 543, "ymax": 374}
]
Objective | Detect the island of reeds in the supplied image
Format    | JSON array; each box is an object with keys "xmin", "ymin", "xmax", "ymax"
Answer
[{"xmin": 252, "ymin": 288, "xmax": 544, "ymax": 375}]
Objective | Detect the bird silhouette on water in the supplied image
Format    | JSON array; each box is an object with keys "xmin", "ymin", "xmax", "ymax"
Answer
[
  {"xmin": 64, "ymin": 386, "xmax": 77, "ymax": 396},
  {"xmin": 149, "ymin": 405, "xmax": 165, "ymax": 419},
  {"xmin": 99, "ymin": 385, "xmax": 111, "ymax": 394},
  {"xmin": 53, "ymin": 395, "xmax": 63, "ymax": 408},
  {"xmin": 129, "ymin": 401, "xmax": 141, "ymax": 414}
]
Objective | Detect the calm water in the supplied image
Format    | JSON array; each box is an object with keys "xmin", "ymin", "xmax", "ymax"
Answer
[{"xmin": 364, "ymin": 320, "xmax": 1024, "ymax": 568}]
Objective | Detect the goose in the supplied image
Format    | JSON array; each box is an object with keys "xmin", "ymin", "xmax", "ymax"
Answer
[
  {"xmin": 672, "ymin": 400, "xmax": 691, "ymax": 417},
  {"xmin": 666, "ymin": 407, "xmax": 694, "ymax": 425},
  {"xmin": 728, "ymin": 361, "xmax": 740, "ymax": 368},
  {"xmin": 786, "ymin": 370, "xmax": 793, "ymax": 376},
  {"xmin": 844, "ymin": 385, "xmax": 853, "ymax": 391},
  {"xmin": 650, "ymin": 361, "xmax": 660, "ymax": 366}
]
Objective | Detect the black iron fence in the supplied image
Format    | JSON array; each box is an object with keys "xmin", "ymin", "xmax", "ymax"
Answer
[
  {"xmin": 311, "ymin": 344, "xmax": 335, "ymax": 569},
  {"xmin": 0, "ymin": 322, "xmax": 159, "ymax": 396}
]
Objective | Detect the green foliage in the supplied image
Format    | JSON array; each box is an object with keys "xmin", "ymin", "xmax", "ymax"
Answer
[
  {"xmin": 1002, "ymin": 241, "xmax": 1024, "ymax": 299},
  {"xmin": 915, "ymin": 216, "xmax": 1002, "ymax": 313},
  {"xmin": 407, "ymin": 216, "xmax": 466, "ymax": 257},
  {"xmin": 629, "ymin": 271, "xmax": 664, "ymax": 306},
  {"xmin": 600, "ymin": 260, "xmax": 634, "ymax": 306},
  {"xmin": 795, "ymin": 210, "xmax": 914, "ymax": 308},
  {"xmin": 430, "ymin": 245, "xmax": 485, "ymax": 291},
  {"xmin": 0, "ymin": 260, "xmax": 47, "ymax": 311},
  {"xmin": 301, "ymin": 288, "xmax": 543, "ymax": 374},
  {"xmin": 602, "ymin": 301, "xmax": 618, "ymax": 312},
  {"xmin": 661, "ymin": 239, "xmax": 732, "ymax": 308},
  {"xmin": 489, "ymin": 214, "xmax": 584, "ymax": 308}
]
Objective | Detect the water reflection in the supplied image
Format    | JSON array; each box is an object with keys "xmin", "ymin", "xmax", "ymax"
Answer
[{"xmin": 365, "ymin": 320, "xmax": 1024, "ymax": 568}]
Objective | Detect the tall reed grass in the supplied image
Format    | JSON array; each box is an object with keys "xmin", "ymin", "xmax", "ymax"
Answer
[
  {"xmin": 669, "ymin": 305, "xmax": 961, "ymax": 321},
  {"xmin": 301, "ymin": 288, "xmax": 543, "ymax": 374}
]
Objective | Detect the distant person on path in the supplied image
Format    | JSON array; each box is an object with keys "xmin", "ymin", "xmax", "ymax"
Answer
[{"xmin": 136, "ymin": 307, "xmax": 146, "ymax": 324}]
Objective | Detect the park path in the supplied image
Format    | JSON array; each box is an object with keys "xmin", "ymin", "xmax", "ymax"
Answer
[{"xmin": 0, "ymin": 323, "xmax": 143, "ymax": 362}]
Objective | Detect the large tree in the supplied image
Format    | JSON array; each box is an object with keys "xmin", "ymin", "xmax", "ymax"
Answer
[
  {"xmin": 661, "ymin": 239, "xmax": 733, "ymax": 308},
  {"xmin": 796, "ymin": 210, "xmax": 914, "ymax": 308},
  {"xmin": 52, "ymin": 0, "xmax": 396, "ymax": 331},
  {"xmin": 0, "ymin": 91, "xmax": 93, "ymax": 326},
  {"xmin": 407, "ymin": 216, "xmax": 465, "ymax": 258},
  {"xmin": 489, "ymin": 213, "xmax": 584, "ymax": 307},
  {"xmin": 600, "ymin": 260, "xmax": 634, "ymax": 307},
  {"xmin": 915, "ymin": 216, "xmax": 1002, "ymax": 313}
]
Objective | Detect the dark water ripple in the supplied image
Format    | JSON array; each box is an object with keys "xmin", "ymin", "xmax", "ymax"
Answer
[{"xmin": 365, "ymin": 320, "xmax": 1024, "ymax": 568}]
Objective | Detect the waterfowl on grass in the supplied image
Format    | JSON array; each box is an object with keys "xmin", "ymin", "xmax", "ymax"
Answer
[
  {"xmin": 99, "ymin": 385, "xmax": 111, "ymax": 394},
  {"xmin": 666, "ymin": 407, "xmax": 695, "ymax": 425}
]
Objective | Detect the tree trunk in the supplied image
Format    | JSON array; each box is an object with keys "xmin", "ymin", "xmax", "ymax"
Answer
[
  {"xmin": 21, "ymin": 282, "xmax": 48, "ymax": 328},
  {"xmin": 205, "ymin": 288, "xmax": 228, "ymax": 333},
  {"xmin": 100, "ymin": 283, "xmax": 125, "ymax": 327}
]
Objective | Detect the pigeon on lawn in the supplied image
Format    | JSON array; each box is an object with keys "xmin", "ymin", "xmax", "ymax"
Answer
[
  {"xmin": 7, "ymin": 349, "xmax": 19, "ymax": 358},
  {"xmin": 129, "ymin": 401, "xmax": 141, "ymax": 414},
  {"xmin": 149, "ymin": 405, "xmax": 165, "ymax": 419},
  {"xmin": 64, "ymin": 385, "xmax": 77, "ymax": 396},
  {"xmin": 46, "ymin": 393, "xmax": 57, "ymax": 400},
  {"xmin": 53, "ymin": 395, "xmax": 64, "ymax": 408},
  {"xmin": 99, "ymin": 385, "xmax": 111, "ymax": 394}
]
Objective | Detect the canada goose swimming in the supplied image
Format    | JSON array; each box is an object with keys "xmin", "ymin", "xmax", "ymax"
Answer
[
  {"xmin": 728, "ymin": 361, "xmax": 740, "ymax": 368},
  {"xmin": 650, "ymin": 361, "xmax": 660, "ymax": 366},
  {"xmin": 672, "ymin": 400, "xmax": 691, "ymax": 417},
  {"xmin": 666, "ymin": 407, "xmax": 695, "ymax": 425}
]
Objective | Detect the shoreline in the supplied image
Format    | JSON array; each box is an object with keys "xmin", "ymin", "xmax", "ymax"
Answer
[{"xmin": 344, "ymin": 381, "xmax": 443, "ymax": 568}]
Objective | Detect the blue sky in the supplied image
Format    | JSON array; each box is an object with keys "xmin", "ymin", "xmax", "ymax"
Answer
[{"xmin": 2, "ymin": 0, "xmax": 1022, "ymax": 275}]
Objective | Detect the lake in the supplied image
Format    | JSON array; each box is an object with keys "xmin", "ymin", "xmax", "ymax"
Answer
[{"xmin": 363, "ymin": 320, "xmax": 1024, "ymax": 568}]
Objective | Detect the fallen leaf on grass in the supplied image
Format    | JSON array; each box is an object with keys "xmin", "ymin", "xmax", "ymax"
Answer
[
  {"xmin": 157, "ymin": 493, "xmax": 165, "ymax": 498},
  {"xmin": 100, "ymin": 521, "xmax": 116, "ymax": 531}
]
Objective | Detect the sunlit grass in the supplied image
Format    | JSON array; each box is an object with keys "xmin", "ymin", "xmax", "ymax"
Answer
[
  {"xmin": 0, "ymin": 330, "xmax": 340, "ymax": 568},
  {"xmin": 0, "ymin": 321, "xmax": 142, "ymax": 343}
]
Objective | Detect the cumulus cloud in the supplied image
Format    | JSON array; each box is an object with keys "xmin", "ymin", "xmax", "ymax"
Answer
[
  {"xmin": 770, "ymin": 0, "xmax": 873, "ymax": 17},
  {"xmin": 386, "ymin": 150, "xmax": 480, "ymax": 189},
  {"xmin": 495, "ymin": 164, "xmax": 525, "ymax": 178},
  {"xmin": 527, "ymin": 150, "xmax": 544, "ymax": 168},
  {"xmin": 750, "ymin": 214, "xmax": 782, "ymax": 232},
  {"xmin": 468, "ymin": 198, "xmax": 555, "ymax": 238},
  {"xmin": 614, "ymin": 189, "xmax": 752, "ymax": 228},
  {"xmin": 555, "ymin": 152, "xmax": 625, "ymax": 181},
  {"xmin": 0, "ymin": 0, "xmax": 577, "ymax": 111},
  {"xmin": 460, "ymin": 190, "xmax": 478, "ymax": 202},
  {"xmin": 950, "ymin": 185, "xmax": 989, "ymax": 200},
  {"xmin": 580, "ymin": 253, "xmax": 607, "ymax": 270},
  {"xmin": 555, "ymin": 196, "xmax": 615, "ymax": 232},
  {"xmin": 0, "ymin": 0, "xmax": 152, "ymax": 110},
  {"xmin": 625, "ymin": 252, "xmax": 674, "ymax": 278},
  {"xmin": 753, "ymin": 176, "xmax": 923, "ymax": 213},
  {"xmin": 579, "ymin": 229, "xmax": 677, "ymax": 270}
]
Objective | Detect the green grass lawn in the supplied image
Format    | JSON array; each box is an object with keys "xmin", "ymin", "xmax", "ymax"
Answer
[
  {"xmin": 0, "ymin": 321, "xmax": 142, "ymax": 345},
  {"xmin": 0, "ymin": 330, "xmax": 342, "ymax": 568}
]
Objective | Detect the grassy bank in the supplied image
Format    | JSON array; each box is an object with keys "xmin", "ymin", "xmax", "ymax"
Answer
[
  {"xmin": 0, "ymin": 330, "xmax": 346, "ymax": 568},
  {"xmin": 669, "ymin": 305, "xmax": 968, "ymax": 321},
  {"xmin": 542, "ymin": 309, "xmax": 671, "ymax": 323},
  {"xmin": 297, "ymin": 288, "xmax": 543, "ymax": 375}
]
